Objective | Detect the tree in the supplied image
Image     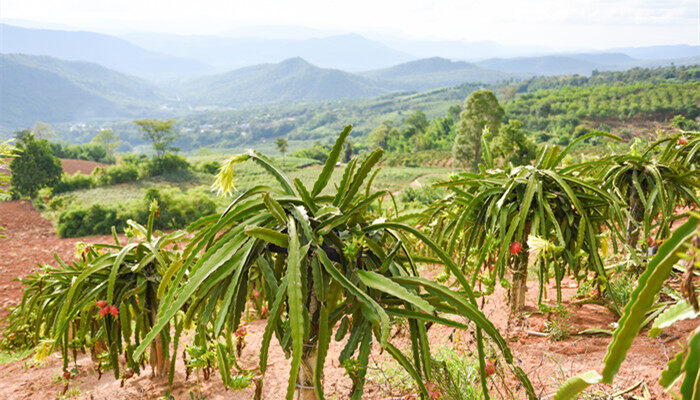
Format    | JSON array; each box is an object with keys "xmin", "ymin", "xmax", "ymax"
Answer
[
  {"xmin": 403, "ymin": 110, "xmax": 429, "ymax": 151},
  {"xmin": 134, "ymin": 119, "xmax": 179, "ymax": 159},
  {"xmin": 0, "ymin": 140, "xmax": 15, "ymax": 199},
  {"xmin": 274, "ymin": 137, "xmax": 288, "ymax": 157},
  {"xmin": 31, "ymin": 121, "xmax": 55, "ymax": 140},
  {"xmin": 342, "ymin": 140, "xmax": 353, "ymax": 162},
  {"xmin": 367, "ymin": 122, "xmax": 397, "ymax": 150},
  {"xmin": 453, "ymin": 90, "xmax": 504, "ymax": 170},
  {"xmin": 91, "ymin": 128, "xmax": 121, "ymax": 155},
  {"xmin": 489, "ymin": 120, "xmax": 537, "ymax": 166},
  {"xmin": 10, "ymin": 130, "xmax": 62, "ymax": 198},
  {"xmin": 1, "ymin": 140, "xmax": 16, "ymax": 236},
  {"xmin": 448, "ymin": 104, "xmax": 462, "ymax": 123}
]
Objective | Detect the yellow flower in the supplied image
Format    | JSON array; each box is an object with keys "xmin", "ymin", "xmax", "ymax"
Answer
[{"xmin": 212, "ymin": 154, "xmax": 251, "ymax": 197}]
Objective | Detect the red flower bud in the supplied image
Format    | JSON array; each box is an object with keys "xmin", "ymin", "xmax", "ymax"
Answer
[
  {"xmin": 99, "ymin": 307, "xmax": 109, "ymax": 317},
  {"xmin": 509, "ymin": 241, "xmax": 522, "ymax": 255},
  {"xmin": 109, "ymin": 305, "xmax": 119, "ymax": 317},
  {"xmin": 426, "ymin": 381, "xmax": 441, "ymax": 399},
  {"xmin": 95, "ymin": 300, "xmax": 108, "ymax": 308},
  {"xmin": 678, "ymin": 137, "xmax": 687, "ymax": 145},
  {"xmin": 484, "ymin": 360, "xmax": 495, "ymax": 377},
  {"xmin": 415, "ymin": 224, "xmax": 422, "ymax": 230},
  {"xmin": 253, "ymin": 292, "xmax": 260, "ymax": 298}
]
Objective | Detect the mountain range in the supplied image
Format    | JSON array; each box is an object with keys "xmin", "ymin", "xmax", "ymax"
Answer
[
  {"xmin": 0, "ymin": 24, "xmax": 210, "ymax": 79},
  {"xmin": 0, "ymin": 23, "xmax": 697, "ymax": 130},
  {"xmin": 0, "ymin": 54, "xmax": 166, "ymax": 128}
]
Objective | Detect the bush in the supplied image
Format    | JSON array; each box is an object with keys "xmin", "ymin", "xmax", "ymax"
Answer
[
  {"xmin": 56, "ymin": 186, "xmax": 217, "ymax": 237},
  {"xmin": 94, "ymin": 163, "xmax": 140, "ymax": 185},
  {"xmin": 145, "ymin": 153, "xmax": 190, "ymax": 177},
  {"xmin": 10, "ymin": 130, "xmax": 63, "ymax": 198},
  {"xmin": 52, "ymin": 172, "xmax": 96, "ymax": 194},
  {"xmin": 198, "ymin": 160, "xmax": 221, "ymax": 175}
]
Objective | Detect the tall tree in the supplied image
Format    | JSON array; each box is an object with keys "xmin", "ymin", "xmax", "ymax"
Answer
[
  {"xmin": 134, "ymin": 119, "xmax": 179, "ymax": 159},
  {"xmin": 367, "ymin": 122, "xmax": 397, "ymax": 150},
  {"xmin": 90, "ymin": 128, "xmax": 121, "ymax": 156},
  {"xmin": 453, "ymin": 90, "xmax": 504, "ymax": 170},
  {"xmin": 275, "ymin": 137, "xmax": 288, "ymax": 157},
  {"xmin": 10, "ymin": 130, "xmax": 62, "ymax": 198}
]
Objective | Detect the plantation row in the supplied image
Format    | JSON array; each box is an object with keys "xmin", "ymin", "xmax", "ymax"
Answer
[{"xmin": 1, "ymin": 123, "xmax": 698, "ymax": 399}]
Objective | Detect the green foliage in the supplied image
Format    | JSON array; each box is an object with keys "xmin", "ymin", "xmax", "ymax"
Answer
[
  {"xmin": 49, "ymin": 141, "xmax": 115, "ymax": 164},
  {"xmin": 291, "ymin": 142, "xmax": 332, "ymax": 163},
  {"xmin": 134, "ymin": 119, "xmax": 180, "ymax": 158},
  {"xmin": 573, "ymin": 133, "xmax": 700, "ymax": 249},
  {"xmin": 453, "ymin": 90, "xmax": 504, "ymax": 170},
  {"xmin": 52, "ymin": 172, "xmax": 96, "ymax": 195},
  {"xmin": 274, "ymin": 137, "xmax": 288, "ymax": 156},
  {"xmin": 145, "ymin": 153, "xmax": 191, "ymax": 177},
  {"xmin": 429, "ymin": 134, "xmax": 622, "ymax": 311},
  {"xmin": 10, "ymin": 130, "xmax": 63, "ymax": 198},
  {"xmin": 0, "ymin": 140, "xmax": 16, "ymax": 201},
  {"xmin": 488, "ymin": 119, "xmax": 536, "ymax": 166},
  {"xmin": 90, "ymin": 129, "xmax": 121, "ymax": 156},
  {"xmin": 671, "ymin": 114, "xmax": 700, "ymax": 131},
  {"xmin": 198, "ymin": 160, "xmax": 221, "ymax": 175},
  {"xmin": 4, "ymin": 210, "xmax": 188, "ymax": 381},
  {"xmin": 129, "ymin": 126, "xmax": 534, "ymax": 400},
  {"xmin": 56, "ymin": 186, "xmax": 216, "ymax": 237},
  {"xmin": 506, "ymin": 82, "xmax": 699, "ymax": 135}
]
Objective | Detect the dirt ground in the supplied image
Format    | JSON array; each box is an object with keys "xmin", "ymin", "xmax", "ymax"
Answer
[
  {"xmin": 59, "ymin": 159, "xmax": 106, "ymax": 175},
  {"xmin": 0, "ymin": 200, "xmax": 695, "ymax": 399}
]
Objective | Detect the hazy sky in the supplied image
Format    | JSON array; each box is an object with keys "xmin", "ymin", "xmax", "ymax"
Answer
[{"xmin": 2, "ymin": 0, "xmax": 698, "ymax": 48}]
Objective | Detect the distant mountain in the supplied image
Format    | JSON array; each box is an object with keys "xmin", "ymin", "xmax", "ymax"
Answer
[
  {"xmin": 179, "ymin": 58, "xmax": 391, "ymax": 106},
  {"xmin": 122, "ymin": 33, "xmax": 416, "ymax": 71},
  {"xmin": 609, "ymin": 45, "xmax": 699, "ymax": 61},
  {"xmin": 368, "ymin": 36, "xmax": 552, "ymax": 60},
  {"xmin": 0, "ymin": 54, "xmax": 165, "ymax": 128},
  {"xmin": 0, "ymin": 24, "xmax": 210, "ymax": 79},
  {"xmin": 363, "ymin": 57, "xmax": 516, "ymax": 91},
  {"xmin": 476, "ymin": 53, "xmax": 639, "ymax": 75}
]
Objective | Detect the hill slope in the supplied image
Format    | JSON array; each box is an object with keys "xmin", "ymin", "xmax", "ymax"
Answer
[
  {"xmin": 475, "ymin": 53, "xmax": 642, "ymax": 75},
  {"xmin": 0, "ymin": 24, "xmax": 210, "ymax": 79},
  {"xmin": 0, "ymin": 54, "xmax": 164, "ymax": 128},
  {"xmin": 179, "ymin": 58, "xmax": 392, "ymax": 106},
  {"xmin": 363, "ymin": 57, "xmax": 515, "ymax": 90}
]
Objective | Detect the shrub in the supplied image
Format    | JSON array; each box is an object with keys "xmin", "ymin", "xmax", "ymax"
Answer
[
  {"xmin": 10, "ymin": 130, "xmax": 63, "ymax": 198},
  {"xmin": 52, "ymin": 172, "xmax": 96, "ymax": 194},
  {"xmin": 198, "ymin": 160, "xmax": 221, "ymax": 175},
  {"xmin": 56, "ymin": 186, "xmax": 217, "ymax": 237},
  {"xmin": 94, "ymin": 163, "xmax": 139, "ymax": 185},
  {"xmin": 145, "ymin": 153, "xmax": 190, "ymax": 177}
]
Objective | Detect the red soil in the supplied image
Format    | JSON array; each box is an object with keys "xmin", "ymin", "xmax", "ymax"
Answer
[
  {"xmin": 60, "ymin": 159, "xmax": 106, "ymax": 175},
  {"xmin": 0, "ymin": 200, "xmax": 694, "ymax": 399}
]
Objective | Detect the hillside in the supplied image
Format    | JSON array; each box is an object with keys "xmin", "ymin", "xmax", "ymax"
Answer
[
  {"xmin": 179, "ymin": 57, "xmax": 392, "ymax": 106},
  {"xmin": 0, "ymin": 54, "xmax": 165, "ymax": 128},
  {"xmin": 363, "ymin": 57, "xmax": 515, "ymax": 91},
  {"xmin": 123, "ymin": 32, "xmax": 416, "ymax": 71},
  {"xmin": 0, "ymin": 24, "xmax": 210, "ymax": 79},
  {"xmin": 475, "ymin": 53, "xmax": 631, "ymax": 75}
]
